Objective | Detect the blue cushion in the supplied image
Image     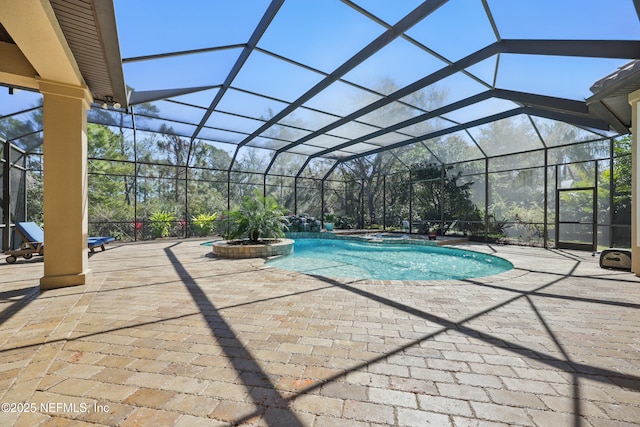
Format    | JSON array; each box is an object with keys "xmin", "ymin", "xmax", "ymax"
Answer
[
  {"xmin": 16, "ymin": 222, "xmax": 44, "ymax": 244},
  {"xmin": 16, "ymin": 222, "xmax": 114, "ymax": 249},
  {"xmin": 88, "ymin": 237, "xmax": 115, "ymax": 247}
]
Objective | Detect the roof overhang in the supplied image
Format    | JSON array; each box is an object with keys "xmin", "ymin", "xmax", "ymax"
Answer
[
  {"xmin": 587, "ymin": 60, "xmax": 640, "ymax": 134},
  {"xmin": 0, "ymin": 0, "xmax": 127, "ymax": 108}
]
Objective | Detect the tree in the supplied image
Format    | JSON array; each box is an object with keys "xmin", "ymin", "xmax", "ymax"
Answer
[
  {"xmin": 87, "ymin": 124, "xmax": 135, "ymax": 236},
  {"xmin": 337, "ymin": 78, "xmax": 450, "ymax": 226},
  {"xmin": 0, "ymin": 104, "xmax": 43, "ymax": 154},
  {"xmin": 599, "ymin": 136, "xmax": 631, "ymax": 246},
  {"xmin": 411, "ymin": 161, "xmax": 482, "ymax": 230},
  {"xmin": 341, "ymin": 152, "xmax": 398, "ymax": 227},
  {"xmin": 0, "ymin": 104, "xmax": 44, "ymax": 223},
  {"xmin": 156, "ymin": 126, "xmax": 189, "ymax": 205},
  {"xmin": 187, "ymin": 140, "xmax": 231, "ymax": 215},
  {"xmin": 88, "ymin": 93, "xmax": 159, "ymax": 206},
  {"xmin": 612, "ymin": 136, "xmax": 631, "ymax": 222},
  {"xmin": 135, "ymin": 124, "xmax": 232, "ymax": 221}
]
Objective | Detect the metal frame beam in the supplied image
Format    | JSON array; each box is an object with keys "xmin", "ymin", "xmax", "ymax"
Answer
[
  {"xmin": 588, "ymin": 101, "xmax": 629, "ymax": 134},
  {"xmin": 300, "ymin": 89, "xmax": 599, "ymax": 164},
  {"xmin": 267, "ymin": 43, "xmax": 498, "ymax": 159},
  {"xmin": 334, "ymin": 103, "xmax": 611, "ymax": 164},
  {"xmin": 521, "ymin": 106, "xmax": 611, "ymax": 130},
  {"xmin": 335, "ymin": 108, "xmax": 529, "ymax": 163},
  {"xmin": 186, "ymin": 0, "xmax": 285, "ymax": 166},
  {"xmin": 500, "ymin": 39, "xmax": 640, "ymax": 59},
  {"xmin": 258, "ymin": 39, "xmax": 638, "ymax": 167},
  {"xmin": 122, "ymin": 44, "xmax": 247, "ymax": 64},
  {"xmin": 228, "ymin": 0, "xmax": 450, "ymax": 167},
  {"xmin": 306, "ymin": 91, "xmax": 494, "ymax": 159}
]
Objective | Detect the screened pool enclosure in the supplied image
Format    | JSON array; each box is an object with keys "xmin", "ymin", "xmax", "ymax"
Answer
[{"xmin": 1, "ymin": 0, "xmax": 638, "ymax": 251}]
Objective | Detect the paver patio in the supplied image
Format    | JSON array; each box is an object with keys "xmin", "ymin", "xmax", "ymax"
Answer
[{"xmin": 0, "ymin": 238, "xmax": 639, "ymax": 426}]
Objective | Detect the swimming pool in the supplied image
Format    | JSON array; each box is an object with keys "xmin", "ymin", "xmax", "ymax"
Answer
[{"xmin": 265, "ymin": 238, "xmax": 513, "ymax": 281}]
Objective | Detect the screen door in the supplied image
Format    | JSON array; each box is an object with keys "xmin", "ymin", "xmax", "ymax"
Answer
[{"xmin": 556, "ymin": 187, "xmax": 596, "ymax": 251}]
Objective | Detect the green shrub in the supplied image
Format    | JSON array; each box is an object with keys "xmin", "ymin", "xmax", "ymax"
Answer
[
  {"xmin": 485, "ymin": 213, "xmax": 509, "ymax": 237},
  {"xmin": 335, "ymin": 215, "xmax": 355, "ymax": 229},
  {"xmin": 191, "ymin": 212, "xmax": 217, "ymax": 237},
  {"xmin": 149, "ymin": 211, "xmax": 176, "ymax": 238}
]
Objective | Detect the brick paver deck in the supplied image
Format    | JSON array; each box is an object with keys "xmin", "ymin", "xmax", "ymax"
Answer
[{"xmin": 0, "ymin": 238, "xmax": 638, "ymax": 426}]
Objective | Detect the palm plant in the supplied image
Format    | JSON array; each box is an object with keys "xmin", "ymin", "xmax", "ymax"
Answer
[{"xmin": 219, "ymin": 190, "xmax": 288, "ymax": 243}]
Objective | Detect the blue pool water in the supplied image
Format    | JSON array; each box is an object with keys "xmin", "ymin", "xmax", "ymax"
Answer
[{"xmin": 265, "ymin": 238, "xmax": 513, "ymax": 281}]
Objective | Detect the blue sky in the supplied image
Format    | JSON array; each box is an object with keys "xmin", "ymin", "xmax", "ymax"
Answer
[
  {"xmin": 2, "ymin": 0, "xmax": 639, "ymax": 151},
  {"xmin": 112, "ymin": 0, "xmax": 639, "ymax": 112}
]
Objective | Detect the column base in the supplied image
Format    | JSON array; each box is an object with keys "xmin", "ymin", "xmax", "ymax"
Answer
[{"xmin": 40, "ymin": 269, "xmax": 92, "ymax": 290}]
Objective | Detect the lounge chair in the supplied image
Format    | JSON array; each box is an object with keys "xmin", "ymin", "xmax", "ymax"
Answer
[
  {"xmin": 87, "ymin": 236, "xmax": 115, "ymax": 253},
  {"xmin": 4, "ymin": 222, "xmax": 115, "ymax": 264}
]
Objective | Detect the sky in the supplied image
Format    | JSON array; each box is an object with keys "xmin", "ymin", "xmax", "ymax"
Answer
[
  {"xmin": 111, "ymin": 0, "xmax": 639, "ymax": 111},
  {"xmin": 2, "ymin": 0, "xmax": 639, "ymax": 160}
]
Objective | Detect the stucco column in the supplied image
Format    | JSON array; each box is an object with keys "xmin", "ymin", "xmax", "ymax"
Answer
[
  {"xmin": 38, "ymin": 79, "xmax": 92, "ymax": 289},
  {"xmin": 630, "ymin": 89, "xmax": 640, "ymax": 275}
]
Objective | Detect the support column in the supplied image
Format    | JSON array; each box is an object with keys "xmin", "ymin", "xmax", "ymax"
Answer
[
  {"xmin": 38, "ymin": 79, "xmax": 92, "ymax": 290},
  {"xmin": 629, "ymin": 89, "xmax": 640, "ymax": 275}
]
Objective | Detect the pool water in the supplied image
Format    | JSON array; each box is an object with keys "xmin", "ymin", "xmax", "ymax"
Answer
[{"xmin": 266, "ymin": 238, "xmax": 513, "ymax": 281}]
